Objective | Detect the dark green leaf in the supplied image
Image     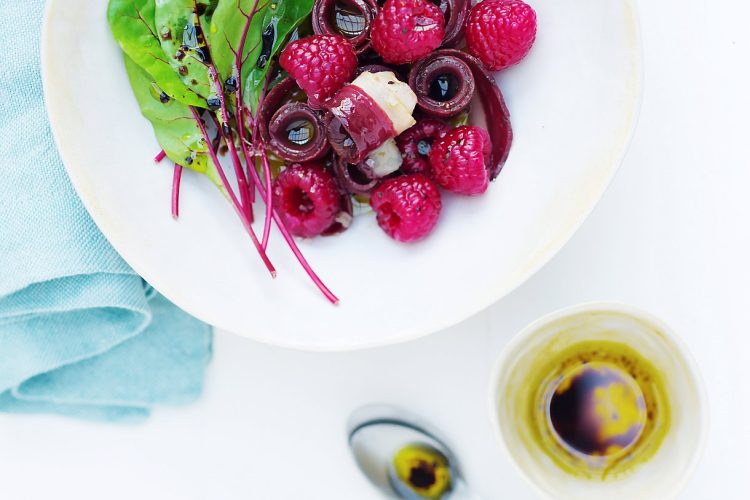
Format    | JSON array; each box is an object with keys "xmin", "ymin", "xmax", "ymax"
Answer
[
  {"xmin": 107, "ymin": 0, "xmax": 205, "ymax": 107},
  {"xmin": 210, "ymin": 0, "xmax": 313, "ymax": 110},
  {"xmin": 153, "ymin": 0, "xmax": 219, "ymax": 103},
  {"xmin": 123, "ymin": 53, "xmax": 223, "ymax": 189},
  {"xmin": 208, "ymin": 0, "xmax": 262, "ymax": 85}
]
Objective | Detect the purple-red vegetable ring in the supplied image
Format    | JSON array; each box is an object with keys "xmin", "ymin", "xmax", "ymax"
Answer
[
  {"xmin": 332, "ymin": 154, "xmax": 379, "ymax": 194},
  {"xmin": 429, "ymin": 49, "xmax": 513, "ymax": 179},
  {"xmin": 324, "ymin": 84, "xmax": 395, "ymax": 164},
  {"xmin": 408, "ymin": 52, "xmax": 475, "ymax": 118},
  {"xmin": 312, "ymin": 0, "xmax": 379, "ymax": 54},
  {"xmin": 267, "ymin": 102, "xmax": 330, "ymax": 162},
  {"xmin": 439, "ymin": 0, "xmax": 470, "ymax": 48},
  {"xmin": 259, "ymin": 77, "xmax": 300, "ymax": 140}
]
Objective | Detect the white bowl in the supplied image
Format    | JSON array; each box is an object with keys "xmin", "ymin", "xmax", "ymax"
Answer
[
  {"xmin": 41, "ymin": 0, "xmax": 641, "ymax": 350},
  {"xmin": 489, "ymin": 303, "xmax": 708, "ymax": 499}
]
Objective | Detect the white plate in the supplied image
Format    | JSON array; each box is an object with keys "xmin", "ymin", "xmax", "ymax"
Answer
[{"xmin": 41, "ymin": 0, "xmax": 641, "ymax": 351}]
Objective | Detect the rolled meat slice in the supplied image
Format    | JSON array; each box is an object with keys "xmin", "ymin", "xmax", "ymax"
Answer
[{"xmin": 325, "ymin": 71, "xmax": 417, "ymax": 164}]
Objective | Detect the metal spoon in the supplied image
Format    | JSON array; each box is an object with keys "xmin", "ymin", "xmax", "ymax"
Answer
[{"xmin": 348, "ymin": 405, "xmax": 482, "ymax": 500}]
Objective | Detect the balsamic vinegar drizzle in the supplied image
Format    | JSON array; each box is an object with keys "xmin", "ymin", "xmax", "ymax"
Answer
[
  {"xmin": 257, "ymin": 21, "xmax": 278, "ymax": 70},
  {"xmin": 428, "ymin": 73, "xmax": 459, "ymax": 102}
]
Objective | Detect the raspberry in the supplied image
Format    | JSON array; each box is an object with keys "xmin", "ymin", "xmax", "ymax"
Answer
[
  {"xmin": 272, "ymin": 163, "xmax": 342, "ymax": 238},
  {"xmin": 396, "ymin": 119, "xmax": 451, "ymax": 175},
  {"xmin": 466, "ymin": 0, "xmax": 537, "ymax": 71},
  {"xmin": 428, "ymin": 125, "xmax": 491, "ymax": 195},
  {"xmin": 370, "ymin": 174, "xmax": 442, "ymax": 242},
  {"xmin": 279, "ymin": 35, "xmax": 357, "ymax": 106},
  {"xmin": 371, "ymin": 0, "xmax": 445, "ymax": 65}
]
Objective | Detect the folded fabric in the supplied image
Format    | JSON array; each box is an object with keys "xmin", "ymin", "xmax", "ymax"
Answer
[{"xmin": 0, "ymin": 0, "xmax": 212, "ymax": 422}]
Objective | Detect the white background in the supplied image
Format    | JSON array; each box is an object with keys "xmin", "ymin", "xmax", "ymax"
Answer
[{"xmin": 1, "ymin": 0, "xmax": 749, "ymax": 498}]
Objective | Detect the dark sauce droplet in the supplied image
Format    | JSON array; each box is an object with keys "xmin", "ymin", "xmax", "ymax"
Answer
[
  {"xmin": 159, "ymin": 92, "xmax": 171, "ymax": 103},
  {"xmin": 256, "ymin": 22, "xmax": 277, "ymax": 69},
  {"xmin": 206, "ymin": 97, "xmax": 221, "ymax": 111},
  {"xmin": 178, "ymin": 65, "xmax": 189, "ymax": 76},
  {"xmin": 225, "ymin": 76, "xmax": 238, "ymax": 93},
  {"xmin": 428, "ymin": 73, "xmax": 459, "ymax": 102},
  {"xmin": 184, "ymin": 156, "xmax": 194, "ymax": 165},
  {"xmin": 181, "ymin": 9, "xmax": 212, "ymax": 65},
  {"xmin": 194, "ymin": 47, "xmax": 208, "ymax": 63}
]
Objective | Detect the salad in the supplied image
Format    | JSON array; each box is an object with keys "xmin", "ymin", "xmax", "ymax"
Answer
[{"xmin": 107, "ymin": 0, "xmax": 536, "ymax": 303}]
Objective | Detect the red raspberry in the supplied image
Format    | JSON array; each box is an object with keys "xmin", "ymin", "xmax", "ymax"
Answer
[
  {"xmin": 370, "ymin": 174, "xmax": 442, "ymax": 242},
  {"xmin": 272, "ymin": 163, "xmax": 342, "ymax": 238},
  {"xmin": 466, "ymin": 0, "xmax": 537, "ymax": 71},
  {"xmin": 371, "ymin": 0, "xmax": 445, "ymax": 65},
  {"xmin": 429, "ymin": 125, "xmax": 491, "ymax": 195},
  {"xmin": 279, "ymin": 35, "xmax": 357, "ymax": 106},
  {"xmin": 396, "ymin": 119, "xmax": 451, "ymax": 175}
]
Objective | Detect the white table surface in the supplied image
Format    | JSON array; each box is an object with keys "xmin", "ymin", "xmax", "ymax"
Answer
[{"xmin": 2, "ymin": 0, "xmax": 749, "ymax": 498}]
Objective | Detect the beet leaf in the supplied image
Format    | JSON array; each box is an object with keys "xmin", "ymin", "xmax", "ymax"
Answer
[{"xmin": 108, "ymin": 0, "xmax": 205, "ymax": 107}]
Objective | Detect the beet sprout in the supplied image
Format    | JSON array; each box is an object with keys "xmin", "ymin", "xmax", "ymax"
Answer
[
  {"xmin": 155, "ymin": 149, "xmax": 167, "ymax": 163},
  {"xmin": 257, "ymin": 147, "xmax": 274, "ymax": 248},
  {"xmin": 172, "ymin": 164, "xmax": 183, "ymax": 219},
  {"xmin": 190, "ymin": 106, "xmax": 276, "ymax": 277},
  {"xmin": 233, "ymin": 0, "xmax": 267, "ymax": 240},
  {"xmin": 178, "ymin": 2, "xmax": 336, "ymax": 303},
  {"xmin": 242, "ymin": 130, "xmax": 339, "ymax": 304},
  {"xmin": 230, "ymin": 4, "xmax": 337, "ymax": 303},
  {"xmin": 252, "ymin": 70, "xmax": 275, "ymax": 249},
  {"xmin": 192, "ymin": 12, "xmax": 255, "ymax": 226}
]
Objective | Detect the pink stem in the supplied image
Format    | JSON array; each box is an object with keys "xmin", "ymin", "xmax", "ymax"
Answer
[
  {"xmin": 210, "ymin": 113, "xmax": 255, "ymax": 224},
  {"xmin": 191, "ymin": 107, "xmax": 276, "ymax": 278},
  {"xmin": 207, "ymin": 64, "xmax": 254, "ymax": 223},
  {"xmin": 193, "ymin": 12, "xmax": 254, "ymax": 223},
  {"xmin": 154, "ymin": 149, "xmax": 167, "ymax": 163},
  {"xmin": 172, "ymin": 164, "xmax": 183, "ymax": 219},
  {"xmin": 258, "ymin": 147, "xmax": 274, "ymax": 249},
  {"xmin": 244, "ymin": 136, "xmax": 338, "ymax": 304},
  {"xmin": 252, "ymin": 72, "xmax": 275, "ymax": 249},
  {"xmin": 233, "ymin": 1, "xmax": 263, "ymax": 216}
]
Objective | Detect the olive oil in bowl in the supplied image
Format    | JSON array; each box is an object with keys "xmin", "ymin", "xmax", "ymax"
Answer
[
  {"xmin": 490, "ymin": 304, "xmax": 706, "ymax": 499},
  {"xmin": 532, "ymin": 341, "xmax": 670, "ymax": 479}
]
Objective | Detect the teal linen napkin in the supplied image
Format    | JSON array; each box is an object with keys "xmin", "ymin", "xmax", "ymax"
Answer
[{"xmin": 0, "ymin": 0, "xmax": 212, "ymax": 422}]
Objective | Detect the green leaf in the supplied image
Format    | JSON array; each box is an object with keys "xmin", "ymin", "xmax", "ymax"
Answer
[
  {"xmin": 208, "ymin": 0, "xmax": 313, "ymax": 110},
  {"xmin": 153, "ymin": 0, "xmax": 219, "ymax": 102},
  {"xmin": 107, "ymin": 0, "xmax": 205, "ymax": 107},
  {"xmin": 208, "ymin": 0, "xmax": 260, "ymax": 84},
  {"xmin": 245, "ymin": 0, "xmax": 314, "ymax": 108},
  {"xmin": 123, "ymin": 53, "xmax": 223, "ymax": 189}
]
